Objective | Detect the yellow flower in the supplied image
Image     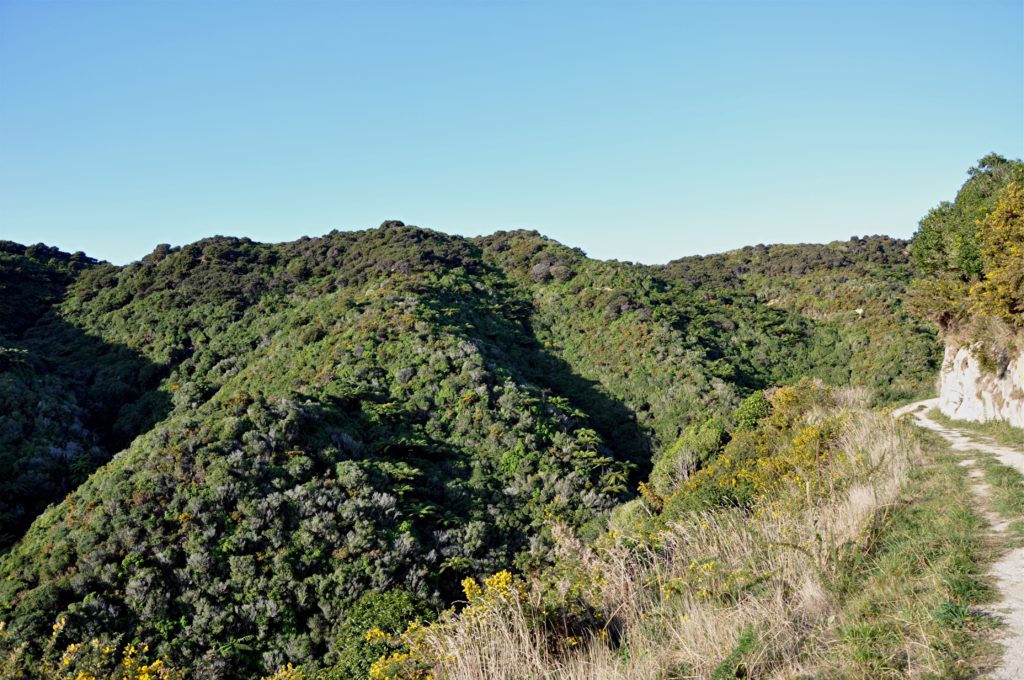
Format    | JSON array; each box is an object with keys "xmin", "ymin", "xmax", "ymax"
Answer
[
  {"xmin": 364, "ymin": 627, "xmax": 388, "ymax": 643},
  {"xmin": 461, "ymin": 577, "xmax": 482, "ymax": 602},
  {"xmin": 260, "ymin": 662, "xmax": 303, "ymax": 680},
  {"xmin": 483, "ymin": 570, "xmax": 513, "ymax": 596},
  {"xmin": 52, "ymin": 616, "xmax": 67, "ymax": 637}
]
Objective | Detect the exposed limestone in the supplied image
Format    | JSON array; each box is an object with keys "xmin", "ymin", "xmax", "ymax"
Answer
[{"xmin": 938, "ymin": 344, "xmax": 1024, "ymax": 428}]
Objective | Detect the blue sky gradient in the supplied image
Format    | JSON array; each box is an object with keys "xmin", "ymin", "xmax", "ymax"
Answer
[{"xmin": 1, "ymin": 0, "xmax": 1022, "ymax": 264}]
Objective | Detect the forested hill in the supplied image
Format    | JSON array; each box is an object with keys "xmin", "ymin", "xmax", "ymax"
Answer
[
  {"xmin": 661, "ymin": 235, "xmax": 938, "ymax": 402},
  {"xmin": 0, "ymin": 224, "xmax": 937, "ymax": 677}
]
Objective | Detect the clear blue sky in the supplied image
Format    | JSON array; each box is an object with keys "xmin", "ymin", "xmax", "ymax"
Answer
[{"xmin": 1, "ymin": 0, "xmax": 1021, "ymax": 265}]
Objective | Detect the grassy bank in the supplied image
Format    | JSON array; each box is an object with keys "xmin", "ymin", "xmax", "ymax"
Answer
[
  {"xmin": 820, "ymin": 428, "xmax": 999, "ymax": 678},
  {"xmin": 977, "ymin": 454, "xmax": 1024, "ymax": 545}
]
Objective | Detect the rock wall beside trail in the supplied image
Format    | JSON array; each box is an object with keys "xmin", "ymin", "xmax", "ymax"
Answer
[{"xmin": 938, "ymin": 343, "xmax": 1024, "ymax": 428}]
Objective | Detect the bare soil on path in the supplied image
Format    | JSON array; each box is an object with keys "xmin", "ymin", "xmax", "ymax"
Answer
[{"xmin": 894, "ymin": 399, "xmax": 1024, "ymax": 679}]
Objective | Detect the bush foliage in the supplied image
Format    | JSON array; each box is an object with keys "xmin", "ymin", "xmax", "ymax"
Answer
[{"xmin": 908, "ymin": 154, "xmax": 1024, "ymax": 334}]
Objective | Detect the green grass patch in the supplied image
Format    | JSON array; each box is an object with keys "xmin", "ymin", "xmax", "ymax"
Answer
[
  {"xmin": 822, "ymin": 430, "xmax": 1000, "ymax": 678},
  {"xmin": 710, "ymin": 624, "xmax": 759, "ymax": 680},
  {"xmin": 928, "ymin": 408, "xmax": 1024, "ymax": 448},
  {"xmin": 977, "ymin": 454, "xmax": 1024, "ymax": 544}
]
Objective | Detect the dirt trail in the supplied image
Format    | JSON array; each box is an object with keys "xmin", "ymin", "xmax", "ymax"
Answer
[{"xmin": 894, "ymin": 399, "xmax": 1024, "ymax": 679}]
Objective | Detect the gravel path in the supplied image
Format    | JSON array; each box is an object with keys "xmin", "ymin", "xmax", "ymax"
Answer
[{"xmin": 894, "ymin": 399, "xmax": 1024, "ymax": 679}]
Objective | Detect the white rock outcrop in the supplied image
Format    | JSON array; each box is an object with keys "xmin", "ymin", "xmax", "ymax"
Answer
[{"xmin": 938, "ymin": 343, "xmax": 1024, "ymax": 429}]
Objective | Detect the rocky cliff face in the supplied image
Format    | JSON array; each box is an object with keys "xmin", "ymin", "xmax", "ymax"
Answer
[{"xmin": 938, "ymin": 343, "xmax": 1024, "ymax": 428}]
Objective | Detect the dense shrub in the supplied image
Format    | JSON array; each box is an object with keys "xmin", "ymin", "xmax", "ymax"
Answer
[
  {"xmin": 910, "ymin": 154, "xmax": 1022, "ymax": 280},
  {"xmin": 649, "ymin": 418, "xmax": 727, "ymax": 495},
  {"xmin": 733, "ymin": 390, "xmax": 771, "ymax": 432},
  {"xmin": 970, "ymin": 181, "xmax": 1024, "ymax": 328},
  {"xmin": 908, "ymin": 156, "xmax": 1024, "ymax": 369}
]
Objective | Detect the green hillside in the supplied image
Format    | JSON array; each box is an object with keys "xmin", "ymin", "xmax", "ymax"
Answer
[
  {"xmin": 661, "ymin": 235, "xmax": 940, "ymax": 403},
  {"xmin": 0, "ymin": 223, "xmax": 941, "ymax": 677}
]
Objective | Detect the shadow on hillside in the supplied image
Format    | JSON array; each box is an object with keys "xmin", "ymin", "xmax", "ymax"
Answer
[
  {"xmin": 416, "ymin": 252, "xmax": 656, "ymax": 482},
  {"xmin": 0, "ymin": 314, "xmax": 172, "ymax": 549},
  {"xmin": 305, "ymin": 385, "xmax": 644, "ymax": 610}
]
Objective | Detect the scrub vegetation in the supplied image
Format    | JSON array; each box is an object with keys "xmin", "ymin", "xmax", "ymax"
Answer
[{"xmin": 908, "ymin": 153, "xmax": 1024, "ymax": 369}]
